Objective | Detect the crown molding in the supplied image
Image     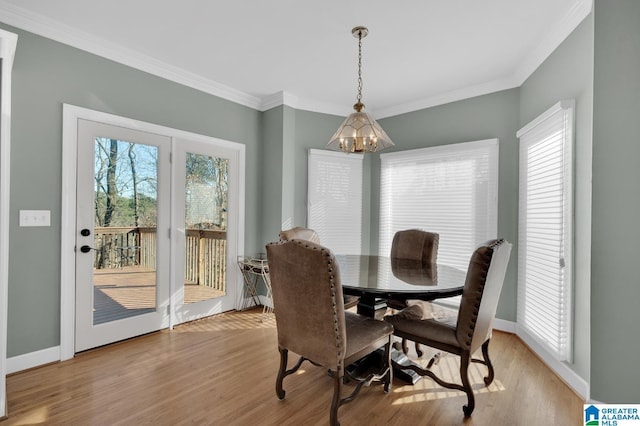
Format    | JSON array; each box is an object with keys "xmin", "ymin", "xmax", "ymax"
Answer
[
  {"xmin": 375, "ymin": 75, "xmax": 521, "ymax": 119},
  {"xmin": 513, "ymin": 0, "xmax": 593, "ymax": 86},
  {"xmin": 0, "ymin": 1, "xmax": 263, "ymax": 110},
  {"xmin": 261, "ymin": 91, "xmax": 299, "ymax": 112},
  {"xmin": 290, "ymin": 97, "xmax": 352, "ymax": 117},
  {"xmin": 0, "ymin": 0, "xmax": 593, "ymax": 119},
  {"xmin": 376, "ymin": 0, "xmax": 592, "ymax": 119}
]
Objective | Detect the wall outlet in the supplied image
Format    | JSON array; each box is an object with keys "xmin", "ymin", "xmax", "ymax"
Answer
[{"xmin": 19, "ymin": 210, "xmax": 51, "ymax": 227}]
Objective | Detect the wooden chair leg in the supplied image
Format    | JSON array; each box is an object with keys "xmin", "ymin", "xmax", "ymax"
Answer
[
  {"xmin": 400, "ymin": 338, "xmax": 423, "ymax": 358},
  {"xmin": 460, "ymin": 351, "xmax": 475, "ymax": 417},
  {"xmin": 415, "ymin": 342, "xmax": 423, "ymax": 357},
  {"xmin": 401, "ymin": 338, "xmax": 409, "ymax": 355},
  {"xmin": 330, "ymin": 372, "xmax": 342, "ymax": 426},
  {"xmin": 481, "ymin": 339, "xmax": 495, "ymax": 385},
  {"xmin": 276, "ymin": 348, "xmax": 307, "ymax": 400},
  {"xmin": 276, "ymin": 348, "xmax": 288, "ymax": 400},
  {"xmin": 383, "ymin": 339, "xmax": 393, "ymax": 393}
]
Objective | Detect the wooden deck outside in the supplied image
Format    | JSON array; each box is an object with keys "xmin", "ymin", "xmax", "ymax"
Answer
[{"xmin": 93, "ymin": 266, "xmax": 224, "ymax": 324}]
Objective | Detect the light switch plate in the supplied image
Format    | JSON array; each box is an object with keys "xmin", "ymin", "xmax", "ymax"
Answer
[{"xmin": 19, "ymin": 210, "xmax": 51, "ymax": 227}]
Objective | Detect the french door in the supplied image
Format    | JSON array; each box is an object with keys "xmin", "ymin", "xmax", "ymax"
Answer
[
  {"xmin": 75, "ymin": 120, "xmax": 172, "ymax": 352},
  {"xmin": 171, "ymin": 138, "xmax": 238, "ymax": 323},
  {"xmin": 72, "ymin": 113, "xmax": 242, "ymax": 353}
]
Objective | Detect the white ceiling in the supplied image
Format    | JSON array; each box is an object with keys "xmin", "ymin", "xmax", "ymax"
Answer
[{"xmin": 0, "ymin": 0, "xmax": 591, "ymax": 118}]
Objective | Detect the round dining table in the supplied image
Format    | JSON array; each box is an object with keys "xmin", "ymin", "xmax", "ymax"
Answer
[{"xmin": 336, "ymin": 254, "xmax": 466, "ymax": 319}]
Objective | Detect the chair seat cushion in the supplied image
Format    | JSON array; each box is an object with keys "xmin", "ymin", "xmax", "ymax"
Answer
[
  {"xmin": 344, "ymin": 311, "xmax": 393, "ymax": 361},
  {"xmin": 384, "ymin": 304, "xmax": 460, "ymax": 352}
]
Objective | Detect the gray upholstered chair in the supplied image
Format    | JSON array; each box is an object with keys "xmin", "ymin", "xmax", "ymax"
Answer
[
  {"xmin": 266, "ymin": 239, "xmax": 393, "ymax": 426},
  {"xmin": 278, "ymin": 226, "xmax": 360, "ymax": 310},
  {"xmin": 387, "ymin": 229, "xmax": 440, "ymax": 355},
  {"xmin": 384, "ymin": 238, "xmax": 511, "ymax": 416},
  {"xmin": 390, "ymin": 229, "xmax": 439, "ymax": 263}
]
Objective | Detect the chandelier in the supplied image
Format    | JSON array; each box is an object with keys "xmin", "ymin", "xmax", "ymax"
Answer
[{"xmin": 327, "ymin": 26, "xmax": 395, "ymax": 154}]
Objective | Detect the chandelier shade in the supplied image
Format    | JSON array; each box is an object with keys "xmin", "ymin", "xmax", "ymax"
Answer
[
  {"xmin": 327, "ymin": 110, "xmax": 395, "ymax": 153},
  {"xmin": 327, "ymin": 26, "xmax": 395, "ymax": 154}
]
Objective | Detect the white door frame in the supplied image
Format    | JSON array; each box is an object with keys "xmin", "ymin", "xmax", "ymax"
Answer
[
  {"xmin": 0, "ymin": 28, "xmax": 18, "ymax": 419},
  {"xmin": 61, "ymin": 104, "xmax": 245, "ymax": 360}
]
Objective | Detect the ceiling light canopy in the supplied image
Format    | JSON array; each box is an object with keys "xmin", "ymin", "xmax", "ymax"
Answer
[{"xmin": 327, "ymin": 26, "xmax": 395, "ymax": 154}]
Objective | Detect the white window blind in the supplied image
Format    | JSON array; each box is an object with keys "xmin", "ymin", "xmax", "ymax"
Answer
[
  {"xmin": 379, "ymin": 139, "xmax": 498, "ymax": 271},
  {"xmin": 516, "ymin": 100, "xmax": 574, "ymax": 362},
  {"xmin": 307, "ymin": 149, "xmax": 363, "ymax": 254}
]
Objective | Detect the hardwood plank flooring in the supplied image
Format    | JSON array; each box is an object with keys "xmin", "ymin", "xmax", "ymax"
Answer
[{"xmin": 4, "ymin": 309, "xmax": 583, "ymax": 425}]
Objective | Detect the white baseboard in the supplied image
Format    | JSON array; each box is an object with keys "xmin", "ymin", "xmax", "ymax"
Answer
[
  {"xmin": 492, "ymin": 319, "xmax": 589, "ymax": 401},
  {"xmin": 493, "ymin": 318, "xmax": 517, "ymax": 333},
  {"xmin": 516, "ymin": 327, "xmax": 590, "ymax": 401},
  {"xmin": 6, "ymin": 346, "xmax": 60, "ymax": 374}
]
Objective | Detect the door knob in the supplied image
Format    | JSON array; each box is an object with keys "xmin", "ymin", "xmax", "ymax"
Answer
[
  {"xmin": 80, "ymin": 229, "xmax": 91, "ymax": 237},
  {"xmin": 80, "ymin": 245, "xmax": 95, "ymax": 253}
]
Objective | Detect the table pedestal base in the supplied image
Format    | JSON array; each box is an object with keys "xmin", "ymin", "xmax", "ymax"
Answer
[{"xmin": 356, "ymin": 295, "xmax": 388, "ymax": 320}]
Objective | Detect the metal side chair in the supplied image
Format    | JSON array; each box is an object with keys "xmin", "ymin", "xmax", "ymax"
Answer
[{"xmin": 266, "ymin": 239, "xmax": 393, "ymax": 426}]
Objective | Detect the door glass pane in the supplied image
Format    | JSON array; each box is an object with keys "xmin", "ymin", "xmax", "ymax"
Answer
[
  {"xmin": 92, "ymin": 138, "xmax": 158, "ymax": 325},
  {"xmin": 184, "ymin": 153, "xmax": 228, "ymax": 304}
]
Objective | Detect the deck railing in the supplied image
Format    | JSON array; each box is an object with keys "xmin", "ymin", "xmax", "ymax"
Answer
[{"xmin": 93, "ymin": 227, "xmax": 227, "ymax": 290}]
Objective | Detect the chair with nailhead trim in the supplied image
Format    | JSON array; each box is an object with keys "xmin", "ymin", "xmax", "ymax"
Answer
[
  {"xmin": 386, "ymin": 229, "xmax": 440, "ymax": 356},
  {"xmin": 278, "ymin": 227, "xmax": 360, "ymax": 310},
  {"xmin": 266, "ymin": 239, "xmax": 393, "ymax": 426},
  {"xmin": 384, "ymin": 238, "xmax": 511, "ymax": 417}
]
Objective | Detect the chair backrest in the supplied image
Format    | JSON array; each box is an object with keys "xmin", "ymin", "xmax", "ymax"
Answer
[
  {"xmin": 391, "ymin": 229, "xmax": 439, "ymax": 264},
  {"xmin": 279, "ymin": 227, "xmax": 321, "ymax": 244},
  {"xmin": 455, "ymin": 239, "xmax": 512, "ymax": 354},
  {"xmin": 266, "ymin": 239, "xmax": 346, "ymax": 370}
]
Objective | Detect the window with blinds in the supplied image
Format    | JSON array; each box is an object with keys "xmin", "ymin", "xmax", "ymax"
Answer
[
  {"xmin": 307, "ymin": 149, "xmax": 363, "ymax": 255},
  {"xmin": 516, "ymin": 100, "xmax": 574, "ymax": 362},
  {"xmin": 379, "ymin": 139, "xmax": 498, "ymax": 271}
]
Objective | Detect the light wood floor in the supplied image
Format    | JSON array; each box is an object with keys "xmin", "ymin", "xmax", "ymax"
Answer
[{"xmin": 4, "ymin": 308, "xmax": 583, "ymax": 425}]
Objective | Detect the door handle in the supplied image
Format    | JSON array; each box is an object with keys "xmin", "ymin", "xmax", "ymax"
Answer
[{"xmin": 79, "ymin": 245, "xmax": 96, "ymax": 253}]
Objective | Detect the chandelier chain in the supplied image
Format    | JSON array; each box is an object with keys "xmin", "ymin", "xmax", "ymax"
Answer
[{"xmin": 356, "ymin": 31, "xmax": 363, "ymax": 103}]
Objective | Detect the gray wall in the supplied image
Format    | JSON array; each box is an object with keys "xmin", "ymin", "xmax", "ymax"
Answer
[
  {"xmin": 260, "ymin": 106, "xmax": 285, "ymax": 245},
  {"xmin": 4, "ymin": 24, "xmax": 262, "ymax": 357},
  {"xmin": 519, "ymin": 12, "xmax": 593, "ymax": 390},
  {"xmin": 591, "ymin": 0, "xmax": 640, "ymax": 403}
]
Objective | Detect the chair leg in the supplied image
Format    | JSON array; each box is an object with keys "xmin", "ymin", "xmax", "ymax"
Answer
[
  {"xmin": 401, "ymin": 338, "xmax": 409, "ymax": 355},
  {"xmin": 383, "ymin": 339, "xmax": 393, "ymax": 393},
  {"xmin": 481, "ymin": 339, "xmax": 495, "ymax": 386},
  {"xmin": 276, "ymin": 348, "xmax": 288, "ymax": 400},
  {"xmin": 460, "ymin": 351, "xmax": 475, "ymax": 417},
  {"xmin": 330, "ymin": 372, "xmax": 342, "ymax": 426},
  {"xmin": 399, "ymin": 338, "xmax": 423, "ymax": 358},
  {"xmin": 276, "ymin": 348, "xmax": 307, "ymax": 400},
  {"xmin": 415, "ymin": 342, "xmax": 423, "ymax": 358}
]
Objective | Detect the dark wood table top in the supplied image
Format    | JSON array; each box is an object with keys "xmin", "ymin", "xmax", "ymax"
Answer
[{"xmin": 337, "ymin": 255, "xmax": 466, "ymax": 302}]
